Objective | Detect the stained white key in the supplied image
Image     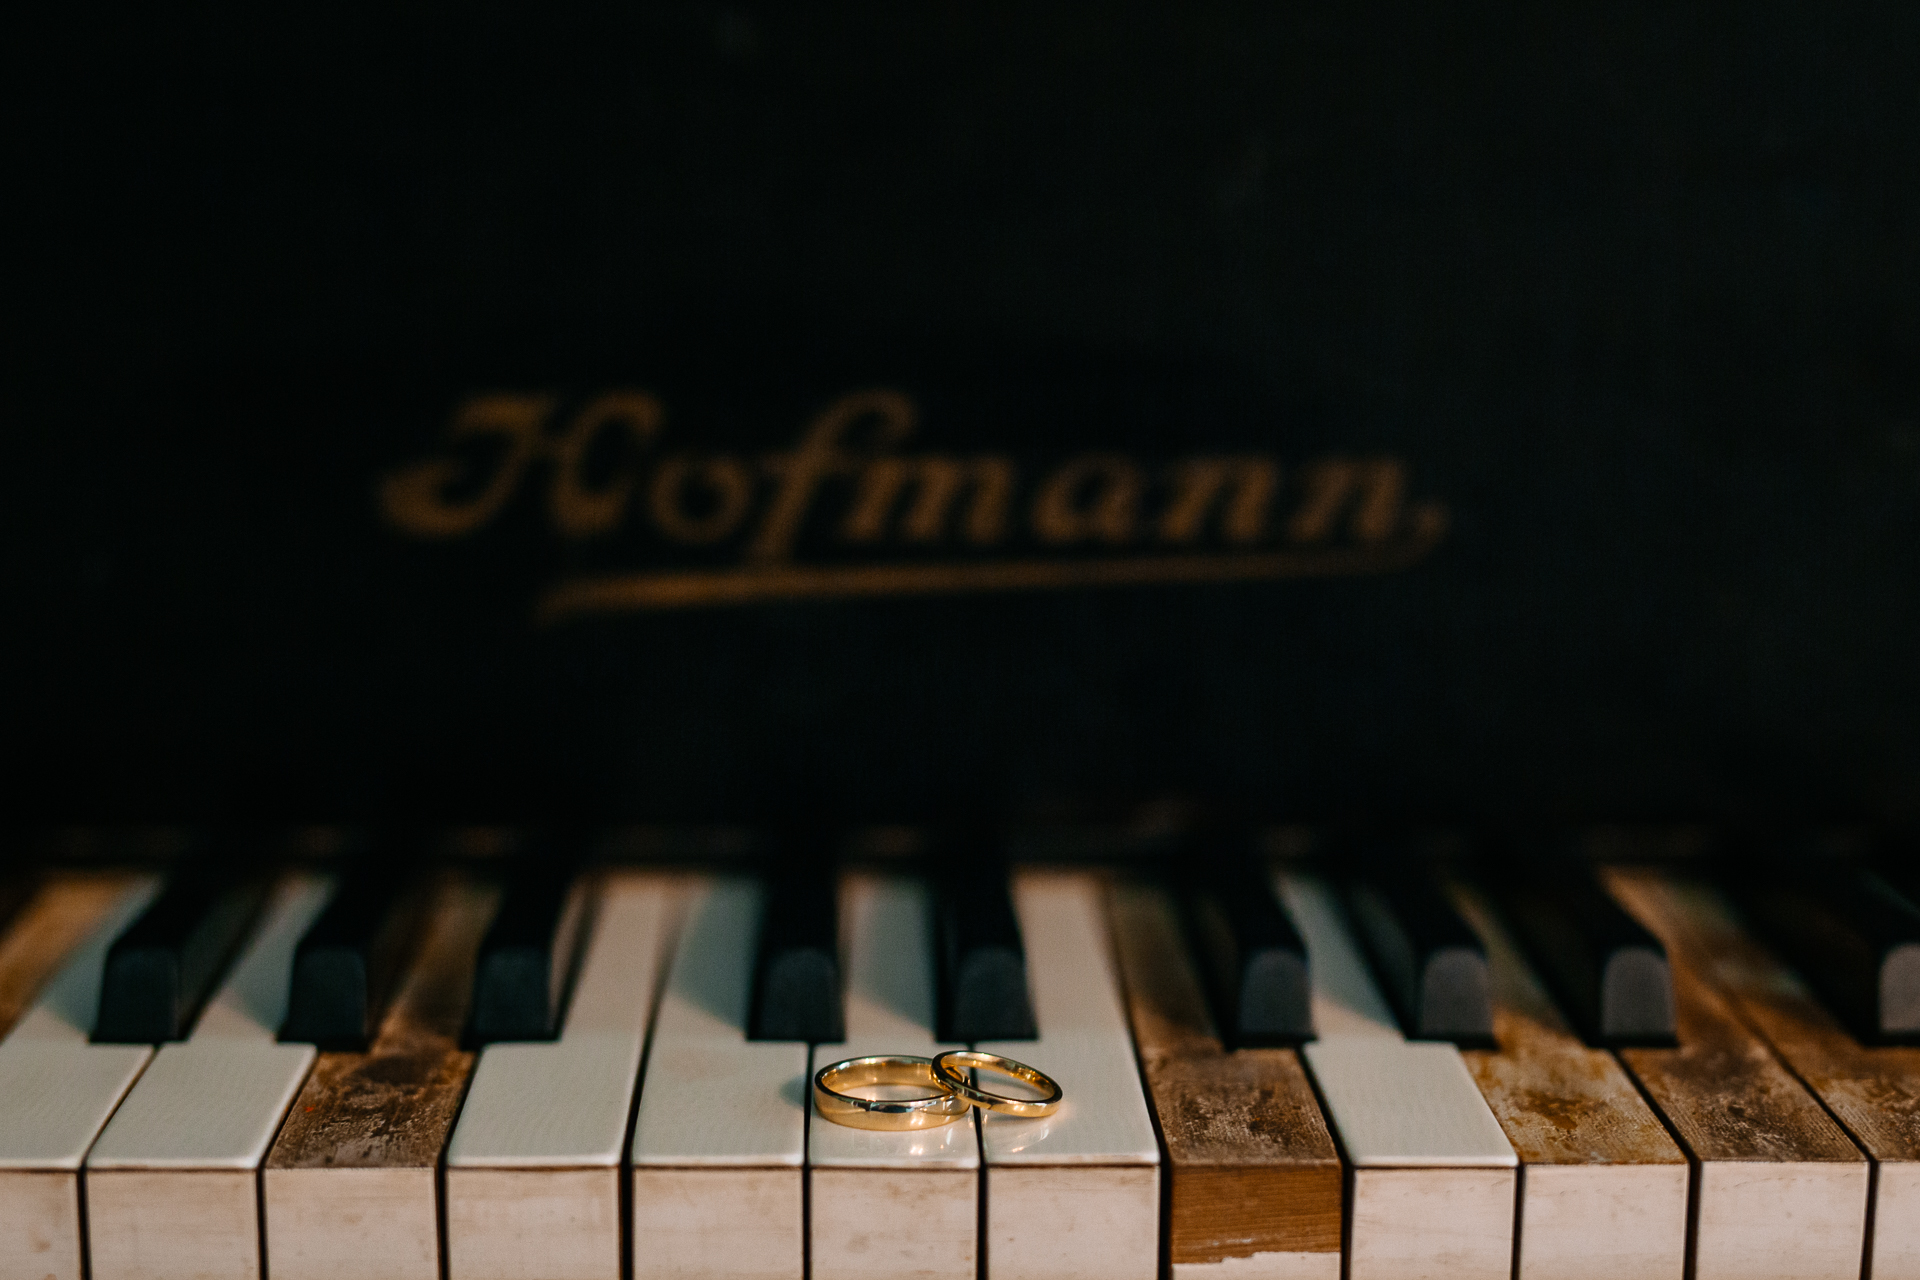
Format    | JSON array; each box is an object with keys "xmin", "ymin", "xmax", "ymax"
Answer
[
  {"xmin": 975, "ymin": 872, "xmax": 1159, "ymax": 1280},
  {"xmin": 1276, "ymin": 872, "xmax": 1516, "ymax": 1280},
  {"xmin": 1604, "ymin": 869, "xmax": 1871, "ymax": 1280},
  {"xmin": 0, "ymin": 877, "xmax": 160, "ymax": 1280},
  {"xmin": 629, "ymin": 878, "xmax": 809, "ymax": 1280},
  {"xmin": 1450, "ymin": 884, "xmax": 1688, "ymax": 1280},
  {"xmin": 84, "ymin": 874, "xmax": 334, "ymax": 1280},
  {"xmin": 808, "ymin": 875, "xmax": 977, "ymax": 1280},
  {"xmin": 446, "ymin": 872, "xmax": 681, "ymax": 1280},
  {"xmin": 259, "ymin": 875, "xmax": 498, "ymax": 1280}
]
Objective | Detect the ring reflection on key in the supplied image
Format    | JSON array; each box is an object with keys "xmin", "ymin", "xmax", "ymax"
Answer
[
  {"xmin": 931, "ymin": 1049, "xmax": 1064, "ymax": 1117},
  {"xmin": 813, "ymin": 1055, "xmax": 973, "ymax": 1130}
]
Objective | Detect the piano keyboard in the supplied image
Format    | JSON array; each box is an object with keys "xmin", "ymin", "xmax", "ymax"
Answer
[{"xmin": 1, "ymin": 841, "xmax": 1919, "ymax": 1280}]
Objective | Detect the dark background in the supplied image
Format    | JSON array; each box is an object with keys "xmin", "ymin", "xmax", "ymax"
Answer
[{"xmin": 3, "ymin": 4, "xmax": 1916, "ymax": 823}]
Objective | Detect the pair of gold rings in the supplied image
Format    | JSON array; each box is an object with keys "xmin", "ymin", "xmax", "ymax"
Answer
[{"xmin": 813, "ymin": 1050, "xmax": 1063, "ymax": 1131}]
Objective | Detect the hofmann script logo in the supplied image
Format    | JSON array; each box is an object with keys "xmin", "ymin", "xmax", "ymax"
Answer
[{"xmin": 380, "ymin": 389, "xmax": 1449, "ymax": 620}]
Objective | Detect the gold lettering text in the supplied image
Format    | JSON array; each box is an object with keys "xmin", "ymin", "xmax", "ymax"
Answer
[
  {"xmin": 1288, "ymin": 458, "xmax": 1407, "ymax": 544},
  {"xmin": 749, "ymin": 389, "xmax": 917, "ymax": 562},
  {"xmin": 379, "ymin": 395, "xmax": 555, "ymax": 538},
  {"xmin": 648, "ymin": 454, "xmax": 755, "ymax": 544},
  {"xmin": 548, "ymin": 392, "xmax": 663, "ymax": 537},
  {"xmin": 1156, "ymin": 456, "xmax": 1279, "ymax": 545},
  {"xmin": 1031, "ymin": 455, "xmax": 1143, "ymax": 545},
  {"xmin": 841, "ymin": 455, "xmax": 1016, "ymax": 545}
]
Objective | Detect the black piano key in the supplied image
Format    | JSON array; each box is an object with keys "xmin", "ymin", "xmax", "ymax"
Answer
[
  {"xmin": 1494, "ymin": 856, "xmax": 1676, "ymax": 1046},
  {"xmin": 1725, "ymin": 852, "xmax": 1920, "ymax": 1044},
  {"xmin": 1341, "ymin": 853, "xmax": 1492, "ymax": 1045},
  {"xmin": 279, "ymin": 846, "xmax": 427, "ymax": 1049},
  {"xmin": 1872, "ymin": 834, "xmax": 1920, "ymax": 928},
  {"xmin": 932, "ymin": 834, "xmax": 1036, "ymax": 1042},
  {"xmin": 747, "ymin": 829, "xmax": 843, "ymax": 1043},
  {"xmin": 1180, "ymin": 839, "xmax": 1312, "ymax": 1047},
  {"xmin": 465, "ymin": 835, "xmax": 590, "ymax": 1045},
  {"xmin": 93, "ymin": 851, "xmax": 271, "ymax": 1044}
]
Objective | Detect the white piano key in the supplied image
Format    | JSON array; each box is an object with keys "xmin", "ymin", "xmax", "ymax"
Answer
[
  {"xmin": 975, "ymin": 872, "xmax": 1159, "ymax": 1280},
  {"xmin": 446, "ymin": 872, "xmax": 681, "ymax": 1280},
  {"xmin": 0, "ymin": 877, "xmax": 160, "ymax": 1280},
  {"xmin": 809, "ymin": 875, "xmax": 978, "ymax": 1280},
  {"xmin": 1300, "ymin": 1040, "xmax": 1517, "ymax": 1167},
  {"xmin": 629, "ymin": 878, "xmax": 808, "ymax": 1280},
  {"xmin": 259, "ymin": 876, "xmax": 497, "ymax": 1280},
  {"xmin": 1277, "ymin": 871, "xmax": 1516, "ymax": 1280},
  {"xmin": 1449, "ymin": 883, "xmax": 1688, "ymax": 1280},
  {"xmin": 1604, "ymin": 870, "xmax": 1871, "ymax": 1280},
  {"xmin": 84, "ymin": 874, "xmax": 333, "ymax": 1280}
]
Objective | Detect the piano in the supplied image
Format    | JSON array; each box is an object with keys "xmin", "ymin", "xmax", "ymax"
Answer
[
  {"xmin": 1, "ymin": 826, "xmax": 1917, "ymax": 1280},
  {"xmin": 7, "ymin": 2, "xmax": 1920, "ymax": 1278}
]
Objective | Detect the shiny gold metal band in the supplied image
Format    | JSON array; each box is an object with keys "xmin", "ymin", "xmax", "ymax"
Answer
[
  {"xmin": 931, "ymin": 1050, "xmax": 1064, "ymax": 1117},
  {"xmin": 812, "ymin": 1055, "xmax": 974, "ymax": 1130}
]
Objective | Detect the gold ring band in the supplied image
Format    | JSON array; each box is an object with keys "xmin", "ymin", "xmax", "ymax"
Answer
[
  {"xmin": 931, "ymin": 1050, "xmax": 1063, "ymax": 1117},
  {"xmin": 813, "ymin": 1055, "xmax": 973, "ymax": 1130}
]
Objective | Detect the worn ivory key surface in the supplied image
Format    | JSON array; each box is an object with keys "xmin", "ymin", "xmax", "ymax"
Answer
[
  {"xmin": 1275, "ymin": 871, "xmax": 1516, "ymax": 1280},
  {"xmin": 262, "ymin": 875, "xmax": 498, "ymax": 1280},
  {"xmin": 1605, "ymin": 868, "xmax": 1880, "ymax": 1280},
  {"xmin": 85, "ymin": 873, "xmax": 335, "ymax": 1280},
  {"xmin": 972, "ymin": 872, "xmax": 1159, "ymax": 1280},
  {"xmin": 1620, "ymin": 871, "xmax": 1920, "ymax": 1279},
  {"xmin": 1108, "ymin": 880, "xmax": 1342, "ymax": 1280},
  {"xmin": 0, "ymin": 874, "xmax": 159, "ymax": 1280},
  {"xmin": 1449, "ymin": 882, "xmax": 1688, "ymax": 1280},
  {"xmin": 445, "ymin": 872, "xmax": 681, "ymax": 1280},
  {"xmin": 629, "ymin": 877, "xmax": 809, "ymax": 1280},
  {"xmin": 808, "ymin": 875, "xmax": 978, "ymax": 1280}
]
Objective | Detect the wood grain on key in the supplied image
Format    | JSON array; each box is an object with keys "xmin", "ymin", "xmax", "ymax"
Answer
[
  {"xmin": 1109, "ymin": 880, "xmax": 1342, "ymax": 1280},
  {"xmin": 1603, "ymin": 867, "xmax": 1870, "ymax": 1280},
  {"xmin": 1448, "ymin": 883, "xmax": 1687, "ymax": 1280},
  {"xmin": 1612, "ymin": 867, "xmax": 1920, "ymax": 1280},
  {"xmin": 263, "ymin": 876, "xmax": 497, "ymax": 1280}
]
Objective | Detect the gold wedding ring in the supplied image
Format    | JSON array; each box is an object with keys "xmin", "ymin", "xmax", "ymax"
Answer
[
  {"xmin": 813, "ymin": 1055, "xmax": 974, "ymax": 1130},
  {"xmin": 931, "ymin": 1050, "xmax": 1064, "ymax": 1117}
]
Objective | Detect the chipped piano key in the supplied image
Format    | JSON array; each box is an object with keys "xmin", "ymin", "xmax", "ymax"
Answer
[
  {"xmin": 263, "ymin": 871, "xmax": 496, "ymax": 1280},
  {"xmin": 1109, "ymin": 877, "xmax": 1342, "ymax": 1280}
]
